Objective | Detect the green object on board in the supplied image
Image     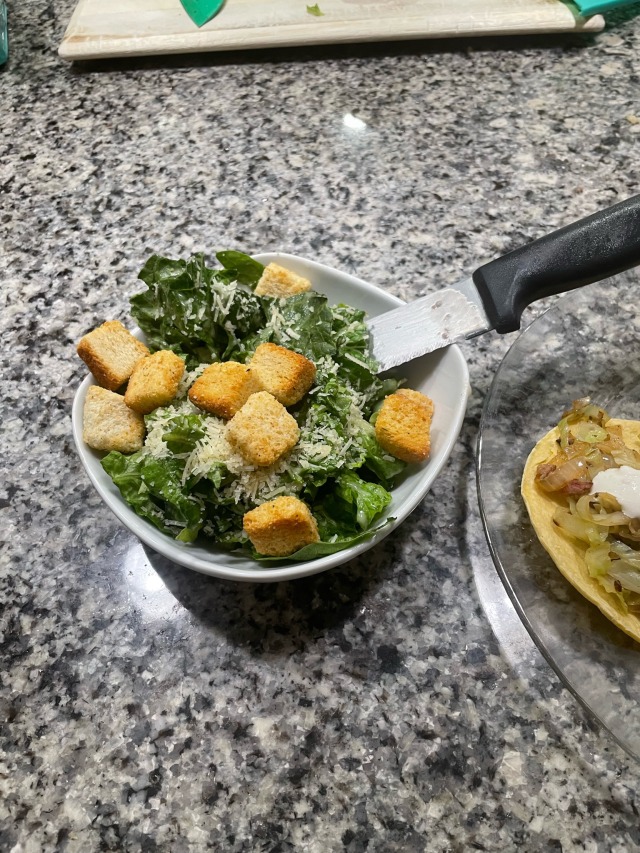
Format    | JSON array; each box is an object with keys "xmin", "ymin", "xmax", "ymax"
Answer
[
  {"xmin": 0, "ymin": 2, "xmax": 8, "ymax": 66},
  {"xmin": 180, "ymin": 0, "xmax": 225, "ymax": 27},
  {"xmin": 573, "ymin": 0, "xmax": 638, "ymax": 14}
]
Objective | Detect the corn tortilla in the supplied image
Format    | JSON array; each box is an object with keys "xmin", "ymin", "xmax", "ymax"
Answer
[{"xmin": 521, "ymin": 418, "xmax": 640, "ymax": 642}]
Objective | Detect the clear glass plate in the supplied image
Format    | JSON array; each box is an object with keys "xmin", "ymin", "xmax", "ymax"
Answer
[{"xmin": 477, "ymin": 270, "xmax": 640, "ymax": 760}]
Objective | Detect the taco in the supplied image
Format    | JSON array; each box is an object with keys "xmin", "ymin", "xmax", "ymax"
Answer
[{"xmin": 521, "ymin": 399, "xmax": 640, "ymax": 642}]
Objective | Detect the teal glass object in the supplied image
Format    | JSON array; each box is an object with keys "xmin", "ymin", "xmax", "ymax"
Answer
[
  {"xmin": 180, "ymin": 0, "xmax": 225, "ymax": 27},
  {"xmin": 573, "ymin": 0, "xmax": 638, "ymax": 13},
  {"xmin": 0, "ymin": 2, "xmax": 7, "ymax": 66}
]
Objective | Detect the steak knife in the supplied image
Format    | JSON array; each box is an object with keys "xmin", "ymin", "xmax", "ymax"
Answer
[{"xmin": 368, "ymin": 194, "xmax": 640, "ymax": 371}]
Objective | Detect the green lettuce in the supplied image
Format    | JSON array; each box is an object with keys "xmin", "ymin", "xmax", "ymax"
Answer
[
  {"xmin": 102, "ymin": 451, "xmax": 204, "ymax": 543},
  {"xmin": 130, "ymin": 253, "xmax": 265, "ymax": 365},
  {"xmin": 333, "ymin": 471, "xmax": 392, "ymax": 530},
  {"xmin": 157, "ymin": 412, "xmax": 206, "ymax": 455},
  {"xmin": 101, "ymin": 250, "xmax": 414, "ymax": 561},
  {"xmin": 214, "ymin": 251, "xmax": 264, "ymax": 287}
]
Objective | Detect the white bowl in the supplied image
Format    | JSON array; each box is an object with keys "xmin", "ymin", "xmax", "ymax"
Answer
[{"xmin": 72, "ymin": 252, "xmax": 470, "ymax": 582}]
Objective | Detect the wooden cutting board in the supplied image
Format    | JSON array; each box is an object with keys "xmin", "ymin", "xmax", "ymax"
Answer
[{"xmin": 58, "ymin": 0, "xmax": 604, "ymax": 61}]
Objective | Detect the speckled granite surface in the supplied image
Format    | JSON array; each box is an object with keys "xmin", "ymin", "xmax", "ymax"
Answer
[{"xmin": 2, "ymin": 3, "xmax": 640, "ymax": 851}]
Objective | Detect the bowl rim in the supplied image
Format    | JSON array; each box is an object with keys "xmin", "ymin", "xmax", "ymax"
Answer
[{"xmin": 72, "ymin": 251, "xmax": 470, "ymax": 583}]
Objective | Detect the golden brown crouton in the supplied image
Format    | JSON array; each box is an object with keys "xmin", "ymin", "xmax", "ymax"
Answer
[
  {"xmin": 77, "ymin": 321, "xmax": 149, "ymax": 391},
  {"xmin": 83, "ymin": 386, "xmax": 145, "ymax": 453},
  {"xmin": 124, "ymin": 350, "xmax": 185, "ymax": 415},
  {"xmin": 249, "ymin": 343, "xmax": 316, "ymax": 406},
  {"xmin": 255, "ymin": 263, "xmax": 313, "ymax": 298},
  {"xmin": 188, "ymin": 361, "xmax": 260, "ymax": 419},
  {"xmin": 227, "ymin": 391, "xmax": 299, "ymax": 467},
  {"xmin": 374, "ymin": 388, "xmax": 434, "ymax": 464},
  {"xmin": 243, "ymin": 496, "xmax": 320, "ymax": 557}
]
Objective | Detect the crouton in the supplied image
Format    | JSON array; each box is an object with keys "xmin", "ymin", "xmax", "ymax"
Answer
[
  {"xmin": 124, "ymin": 350, "xmax": 185, "ymax": 415},
  {"xmin": 249, "ymin": 343, "xmax": 316, "ymax": 406},
  {"xmin": 374, "ymin": 388, "xmax": 434, "ymax": 463},
  {"xmin": 188, "ymin": 361, "xmax": 260, "ymax": 419},
  {"xmin": 83, "ymin": 386, "xmax": 145, "ymax": 453},
  {"xmin": 77, "ymin": 320, "xmax": 149, "ymax": 391},
  {"xmin": 255, "ymin": 262, "xmax": 312, "ymax": 298},
  {"xmin": 227, "ymin": 391, "xmax": 299, "ymax": 467},
  {"xmin": 243, "ymin": 496, "xmax": 320, "ymax": 557}
]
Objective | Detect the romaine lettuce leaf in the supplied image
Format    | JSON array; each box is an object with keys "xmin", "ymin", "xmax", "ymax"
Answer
[
  {"xmin": 233, "ymin": 291, "xmax": 338, "ymax": 363},
  {"xmin": 201, "ymin": 501, "xmax": 247, "ymax": 546},
  {"xmin": 322, "ymin": 471, "xmax": 391, "ymax": 531},
  {"xmin": 357, "ymin": 419, "xmax": 406, "ymax": 484},
  {"xmin": 272, "ymin": 293, "xmax": 336, "ymax": 361},
  {"xmin": 214, "ymin": 251, "xmax": 264, "ymax": 287},
  {"xmin": 102, "ymin": 451, "xmax": 204, "ymax": 542},
  {"xmin": 157, "ymin": 412, "xmax": 206, "ymax": 455},
  {"xmin": 130, "ymin": 254, "xmax": 265, "ymax": 365}
]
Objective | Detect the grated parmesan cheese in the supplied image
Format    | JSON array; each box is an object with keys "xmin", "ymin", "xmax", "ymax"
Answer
[
  {"xmin": 138, "ymin": 299, "xmax": 380, "ymax": 514},
  {"xmin": 144, "ymin": 400, "xmax": 201, "ymax": 459},
  {"xmin": 264, "ymin": 300, "xmax": 286, "ymax": 335},
  {"xmin": 344, "ymin": 352, "xmax": 372, "ymax": 371},
  {"xmin": 144, "ymin": 401, "xmax": 305, "ymax": 505},
  {"xmin": 176, "ymin": 363, "xmax": 208, "ymax": 399},
  {"xmin": 316, "ymin": 356, "xmax": 339, "ymax": 375}
]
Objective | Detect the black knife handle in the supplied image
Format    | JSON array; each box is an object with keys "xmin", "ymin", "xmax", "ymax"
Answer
[{"xmin": 471, "ymin": 194, "xmax": 640, "ymax": 334}]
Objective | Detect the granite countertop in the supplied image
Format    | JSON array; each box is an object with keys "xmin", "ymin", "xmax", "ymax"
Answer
[{"xmin": 2, "ymin": 3, "xmax": 640, "ymax": 851}]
